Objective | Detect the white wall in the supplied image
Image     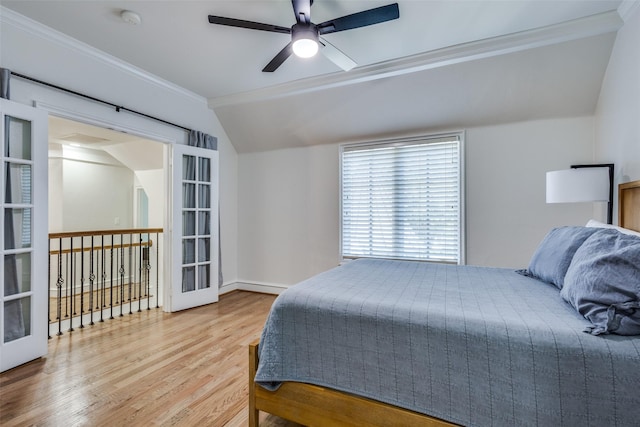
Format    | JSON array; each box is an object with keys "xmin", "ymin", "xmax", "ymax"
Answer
[
  {"xmin": 1, "ymin": 9, "xmax": 238, "ymax": 285},
  {"xmin": 48, "ymin": 145, "xmax": 134, "ymax": 232},
  {"xmin": 595, "ymin": 4, "xmax": 640, "ymax": 223},
  {"xmin": 465, "ymin": 117, "xmax": 596, "ymax": 267},
  {"xmin": 62, "ymin": 158, "xmax": 133, "ymax": 231},
  {"xmin": 238, "ymin": 116, "xmax": 596, "ymax": 286},
  {"xmin": 49, "ymin": 146, "xmax": 164, "ymax": 232},
  {"xmin": 238, "ymin": 144, "xmax": 340, "ymax": 286}
]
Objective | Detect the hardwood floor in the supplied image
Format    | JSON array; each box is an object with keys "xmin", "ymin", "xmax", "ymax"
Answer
[{"xmin": 1, "ymin": 291, "xmax": 302, "ymax": 427}]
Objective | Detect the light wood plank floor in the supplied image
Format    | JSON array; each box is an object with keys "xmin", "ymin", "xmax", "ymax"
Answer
[{"xmin": 1, "ymin": 291, "xmax": 302, "ymax": 427}]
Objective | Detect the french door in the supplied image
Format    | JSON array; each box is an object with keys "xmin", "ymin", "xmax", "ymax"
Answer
[
  {"xmin": 169, "ymin": 144, "xmax": 219, "ymax": 311},
  {"xmin": 0, "ymin": 99, "xmax": 48, "ymax": 372}
]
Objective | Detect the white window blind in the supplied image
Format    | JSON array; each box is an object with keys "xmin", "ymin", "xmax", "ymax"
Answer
[{"xmin": 341, "ymin": 134, "xmax": 463, "ymax": 263}]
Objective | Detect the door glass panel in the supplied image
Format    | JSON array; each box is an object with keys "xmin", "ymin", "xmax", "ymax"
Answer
[
  {"xmin": 182, "ymin": 155, "xmax": 195, "ymax": 180},
  {"xmin": 198, "ymin": 184, "xmax": 210, "ymax": 208},
  {"xmin": 4, "ymin": 253, "xmax": 31, "ymax": 296},
  {"xmin": 182, "ymin": 238, "xmax": 195, "ymax": 264},
  {"xmin": 198, "ymin": 238, "xmax": 210, "ymax": 262},
  {"xmin": 198, "ymin": 211, "xmax": 210, "ymax": 235},
  {"xmin": 183, "ymin": 183, "xmax": 195, "ymax": 208},
  {"xmin": 182, "ymin": 212, "xmax": 195, "ymax": 236},
  {"xmin": 182, "ymin": 267, "xmax": 195, "ymax": 293},
  {"xmin": 198, "ymin": 264, "xmax": 210, "ymax": 290},
  {"xmin": 4, "ymin": 297, "xmax": 31, "ymax": 342},
  {"xmin": 4, "ymin": 163, "xmax": 31, "ymax": 204},
  {"xmin": 4, "ymin": 116, "xmax": 32, "ymax": 160},
  {"xmin": 4, "ymin": 208, "xmax": 32, "ymax": 249},
  {"xmin": 198, "ymin": 157, "xmax": 210, "ymax": 182}
]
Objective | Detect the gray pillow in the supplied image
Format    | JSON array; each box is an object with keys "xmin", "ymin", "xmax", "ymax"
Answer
[
  {"xmin": 521, "ymin": 226, "xmax": 598, "ymax": 289},
  {"xmin": 560, "ymin": 229, "xmax": 640, "ymax": 336}
]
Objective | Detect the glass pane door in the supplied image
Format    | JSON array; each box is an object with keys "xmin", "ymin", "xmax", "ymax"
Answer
[
  {"xmin": 170, "ymin": 144, "xmax": 218, "ymax": 312},
  {"xmin": 1, "ymin": 99, "xmax": 48, "ymax": 372}
]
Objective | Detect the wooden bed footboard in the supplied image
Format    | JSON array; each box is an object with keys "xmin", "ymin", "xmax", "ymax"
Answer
[{"xmin": 249, "ymin": 341, "xmax": 457, "ymax": 427}]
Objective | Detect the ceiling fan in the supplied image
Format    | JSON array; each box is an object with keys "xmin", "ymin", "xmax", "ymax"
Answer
[{"xmin": 208, "ymin": 0, "xmax": 399, "ymax": 72}]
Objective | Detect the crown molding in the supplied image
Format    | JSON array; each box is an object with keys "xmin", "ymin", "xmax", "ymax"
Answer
[
  {"xmin": 208, "ymin": 10, "xmax": 622, "ymax": 109},
  {"xmin": 0, "ymin": 6, "xmax": 207, "ymax": 107},
  {"xmin": 618, "ymin": 0, "xmax": 640, "ymax": 21}
]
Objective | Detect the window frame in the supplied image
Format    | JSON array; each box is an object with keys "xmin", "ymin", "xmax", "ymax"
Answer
[{"xmin": 339, "ymin": 132, "xmax": 466, "ymax": 265}]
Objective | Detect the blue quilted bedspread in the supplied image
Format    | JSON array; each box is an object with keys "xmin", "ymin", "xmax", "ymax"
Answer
[{"xmin": 255, "ymin": 258, "xmax": 640, "ymax": 426}]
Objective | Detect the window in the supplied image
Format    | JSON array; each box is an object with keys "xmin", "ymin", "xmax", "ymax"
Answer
[{"xmin": 341, "ymin": 133, "xmax": 464, "ymax": 264}]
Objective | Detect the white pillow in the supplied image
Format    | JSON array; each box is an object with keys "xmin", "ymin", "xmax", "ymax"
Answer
[{"xmin": 586, "ymin": 219, "xmax": 640, "ymax": 238}]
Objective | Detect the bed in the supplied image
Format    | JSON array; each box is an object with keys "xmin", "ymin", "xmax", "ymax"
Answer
[{"xmin": 249, "ymin": 180, "xmax": 640, "ymax": 427}]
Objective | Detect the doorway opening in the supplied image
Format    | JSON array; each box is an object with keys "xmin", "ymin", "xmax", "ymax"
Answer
[{"xmin": 47, "ymin": 115, "xmax": 167, "ymax": 335}]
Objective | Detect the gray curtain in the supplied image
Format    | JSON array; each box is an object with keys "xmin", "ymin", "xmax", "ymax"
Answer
[
  {"xmin": 187, "ymin": 131, "xmax": 222, "ymax": 288},
  {"xmin": 189, "ymin": 130, "xmax": 217, "ymax": 150},
  {"xmin": 4, "ymin": 161, "xmax": 25, "ymax": 341}
]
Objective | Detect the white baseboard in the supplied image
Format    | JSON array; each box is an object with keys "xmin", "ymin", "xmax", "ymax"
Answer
[
  {"xmin": 219, "ymin": 281, "xmax": 239, "ymax": 295},
  {"xmin": 221, "ymin": 281, "xmax": 290, "ymax": 296}
]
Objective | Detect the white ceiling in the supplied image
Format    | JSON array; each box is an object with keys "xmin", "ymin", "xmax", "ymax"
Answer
[
  {"xmin": 2, "ymin": 1, "xmax": 626, "ymax": 153},
  {"xmin": 49, "ymin": 116, "xmax": 164, "ymax": 171}
]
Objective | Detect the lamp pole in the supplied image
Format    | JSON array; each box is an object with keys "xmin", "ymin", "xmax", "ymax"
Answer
[{"xmin": 570, "ymin": 163, "xmax": 615, "ymax": 224}]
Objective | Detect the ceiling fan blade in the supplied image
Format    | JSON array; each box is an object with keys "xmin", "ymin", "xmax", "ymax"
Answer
[
  {"xmin": 208, "ymin": 15, "xmax": 291, "ymax": 34},
  {"xmin": 262, "ymin": 42, "xmax": 294, "ymax": 72},
  {"xmin": 317, "ymin": 3, "xmax": 399, "ymax": 35},
  {"xmin": 292, "ymin": 0, "xmax": 312, "ymax": 24},
  {"xmin": 319, "ymin": 37, "xmax": 357, "ymax": 71}
]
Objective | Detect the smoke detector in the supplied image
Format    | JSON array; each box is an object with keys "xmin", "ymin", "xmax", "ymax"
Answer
[{"xmin": 120, "ymin": 10, "xmax": 141, "ymax": 25}]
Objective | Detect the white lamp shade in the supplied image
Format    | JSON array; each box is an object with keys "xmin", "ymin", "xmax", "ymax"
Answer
[{"xmin": 546, "ymin": 167, "xmax": 609, "ymax": 203}]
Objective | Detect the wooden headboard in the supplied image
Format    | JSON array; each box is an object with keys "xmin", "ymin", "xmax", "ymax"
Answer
[{"xmin": 619, "ymin": 180, "xmax": 640, "ymax": 232}]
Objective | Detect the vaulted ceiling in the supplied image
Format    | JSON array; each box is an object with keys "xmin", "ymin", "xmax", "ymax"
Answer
[{"xmin": 1, "ymin": 1, "xmax": 626, "ymax": 152}]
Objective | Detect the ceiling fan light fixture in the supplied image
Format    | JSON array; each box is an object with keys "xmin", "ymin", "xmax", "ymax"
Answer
[
  {"xmin": 291, "ymin": 24, "xmax": 319, "ymax": 58},
  {"xmin": 208, "ymin": 2, "xmax": 399, "ymax": 72},
  {"xmin": 292, "ymin": 38, "xmax": 318, "ymax": 58}
]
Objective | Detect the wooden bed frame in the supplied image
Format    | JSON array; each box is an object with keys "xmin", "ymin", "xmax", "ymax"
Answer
[
  {"xmin": 248, "ymin": 341, "xmax": 456, "ymax": 427},
  {"xmin": 619, "ymin": 180, "xmax": 640, "ymax": 232},
  {"xmin": 248, "ymin": 180, "xmax": 640, "ymax": 427}
]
